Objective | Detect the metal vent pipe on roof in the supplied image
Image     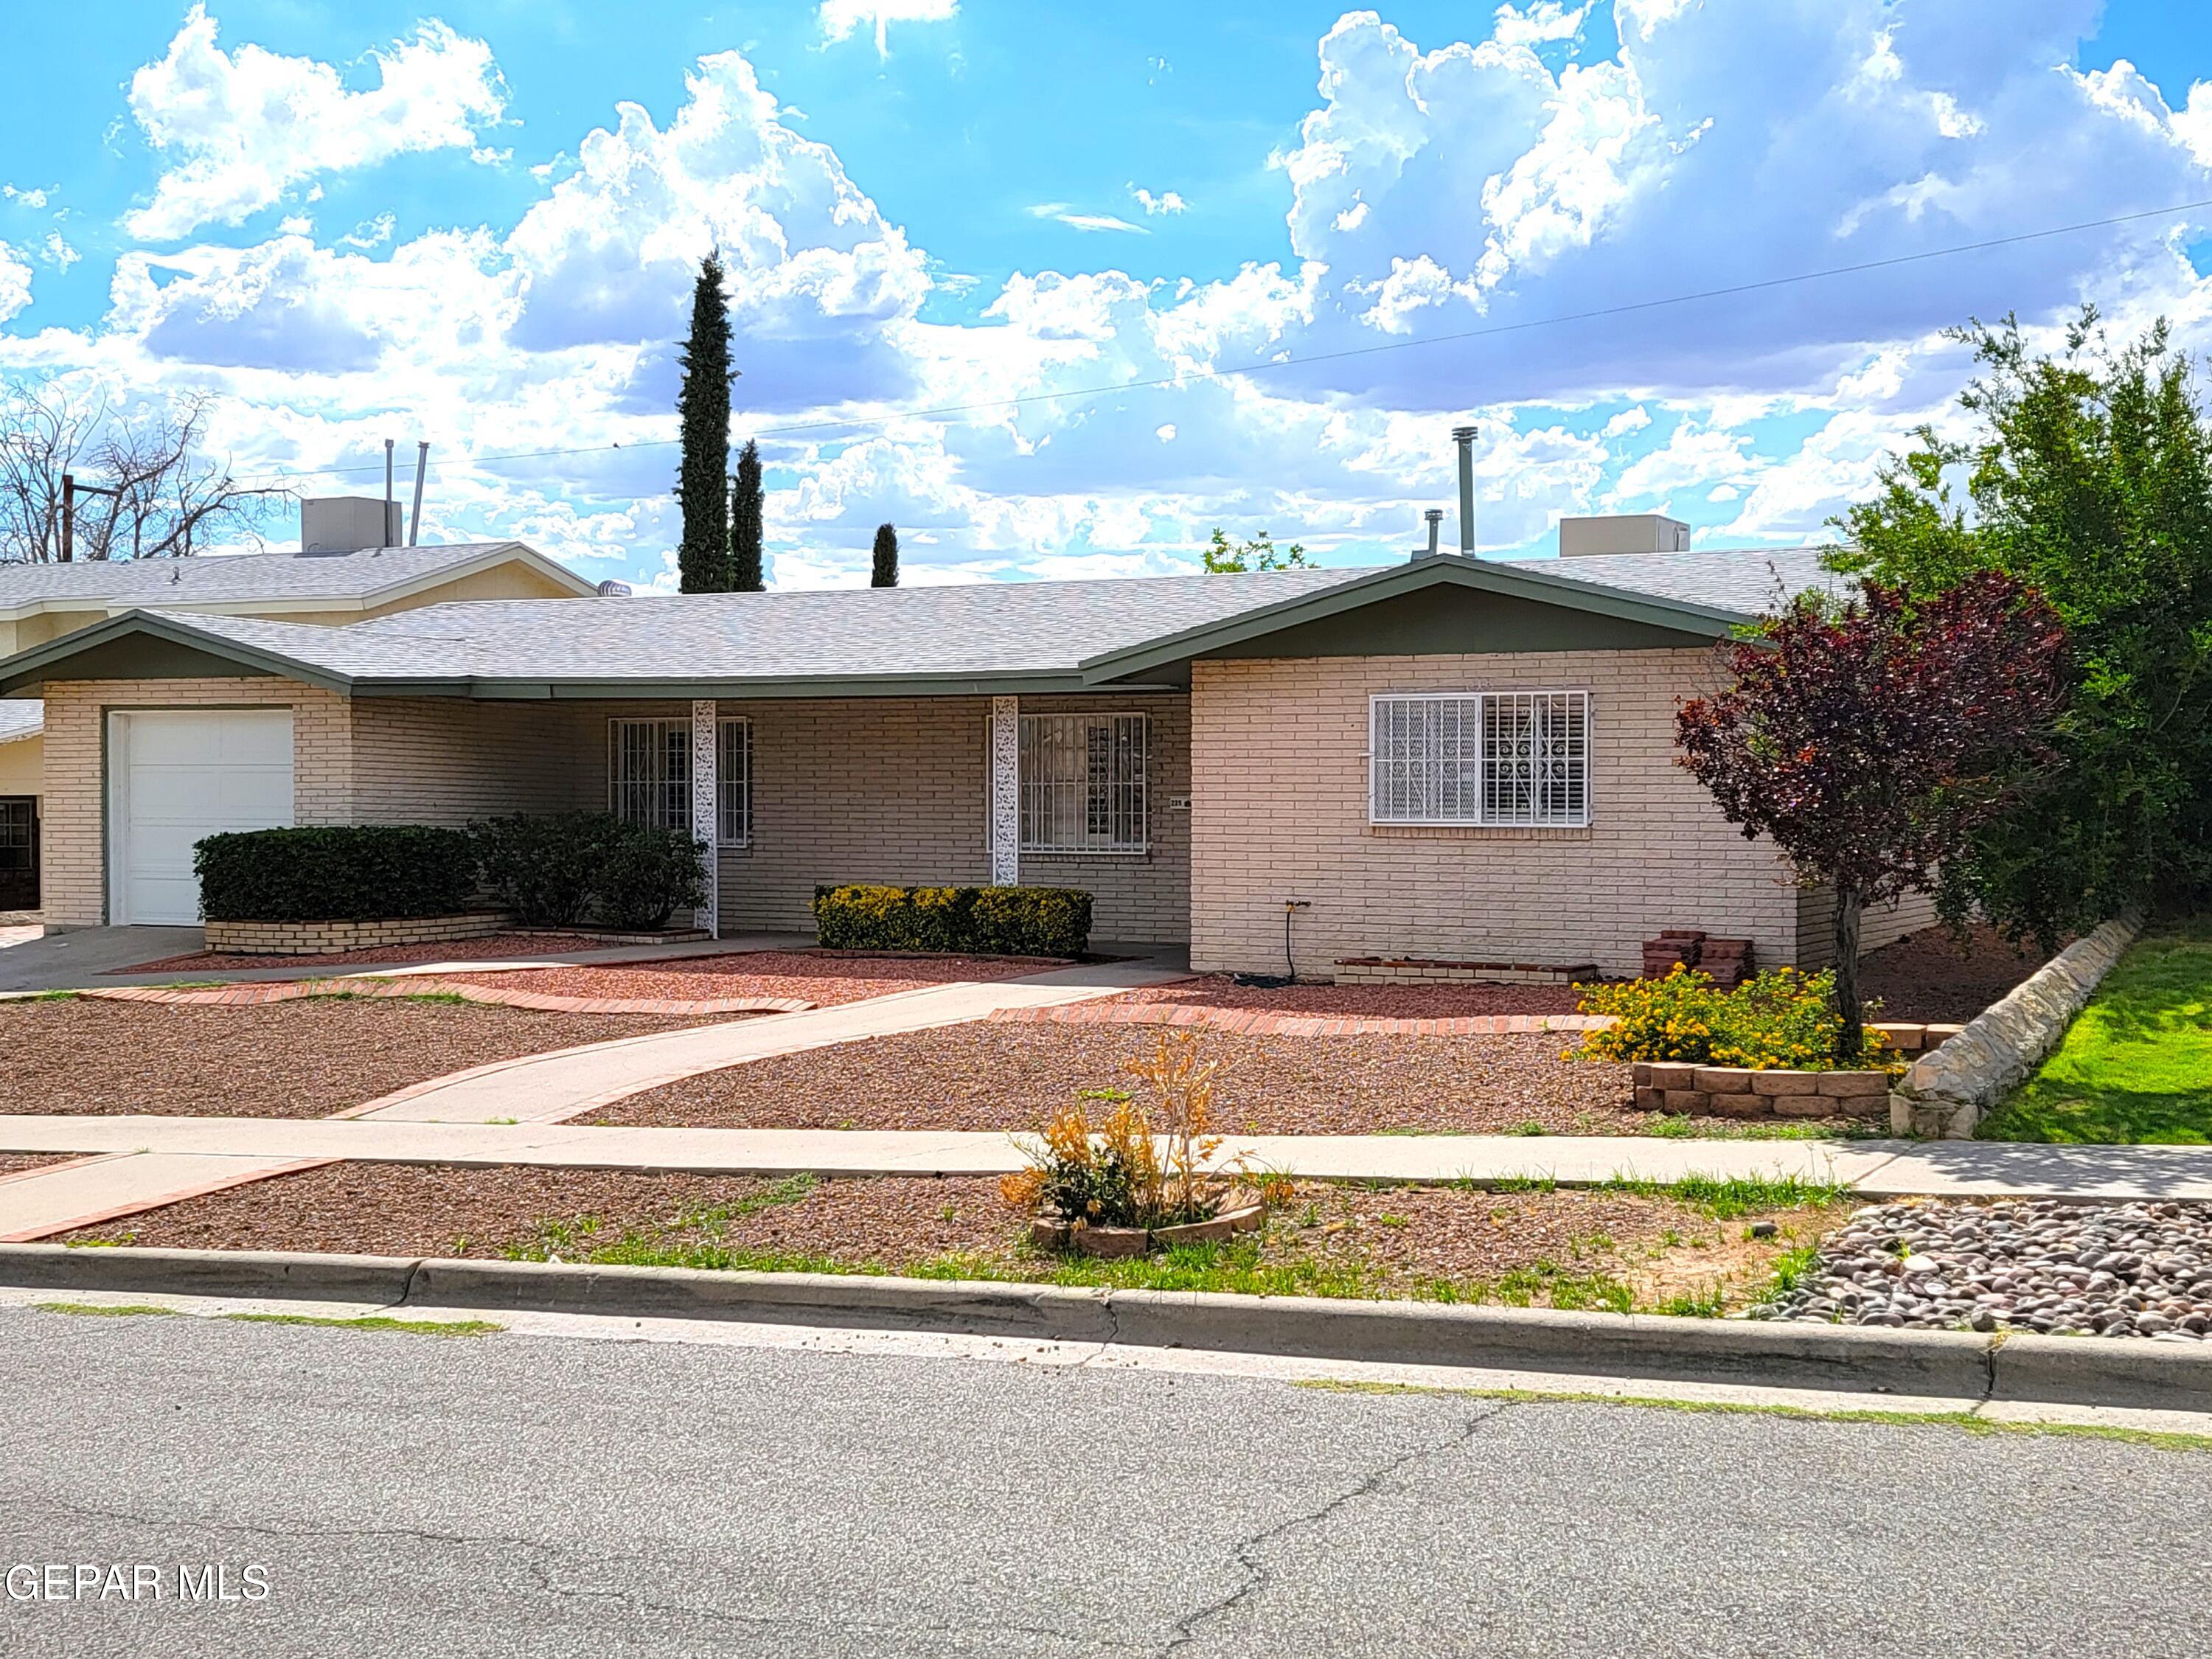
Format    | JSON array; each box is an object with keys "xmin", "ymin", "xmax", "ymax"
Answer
[
  {"xmin": 1451, "ymin": 425, "xmax": 1478, "ymax": 554},
  {"xmin": 407, "ymin": 441, "xmax": 429, "ymax": 546},
  {"xmin": 1418, "ymin": 507, "xmax": 1442, "ymax": 560},
  {"xmin": 382, "ymin": 439, "xmax": 395, "ymax": 550}
]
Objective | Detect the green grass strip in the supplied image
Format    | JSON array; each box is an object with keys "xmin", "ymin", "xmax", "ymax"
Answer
[
  {"xmin": 222, "ymin": 1313, "xmax": 501, "ymax": 1336},
  {"xmin": 34, "ymin": 1301, "xmax": 181, "ymax": 1318},
  {"xmin": 1979, "ymin": 925, "xmax": 2212, "ymax": 1144},
  {"xmin": 1294, "ymin": 1379, "xmax": 2212, "ymax": 1455}
]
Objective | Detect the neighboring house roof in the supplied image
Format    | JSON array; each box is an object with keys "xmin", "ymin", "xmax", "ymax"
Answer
[
  {"xmin": 0, "ymin": 549, "xmax": 1842, "ymax": 701},
  {"xmin": 0, "ymin": 541, "xmax": 595, "ymax": 621},
  {"xmin": 0, "ymin": 701, "xmax": 38, "ymax": 743}
]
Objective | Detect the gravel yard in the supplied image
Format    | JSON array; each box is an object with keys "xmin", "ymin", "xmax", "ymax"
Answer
[
  {"xmin": 0, "ymin": 1153, "xmax": 69, "ymax": 1177},
  {"xmin": 433, "ymin": 950, "xmax": 1057, "ymax": 1009},
  {"xmin": 1755, "ymin": 1198, "xmax": 2212, "ymax": 1340},
  {"xmin": 1857, "ymin": 923, "xmax": 2051, "ymax": 1023},
  {"xmin": 583, "ymin": 1023, "xmax": 1641, "ymax": 1135},
  {"xmin": 0, "ymin": 998, "xmax": 708, "ymax": 1119},
  {"xmin": 63, "ymin": 1161, "xmax": 1829, "ymax": 1310},
  {"xmin": 116, "ymin": 932, "xmax": 614, "ymax": 973},
  {"xmin": 1119, "ymin": 975, "xmax": 1585, "ymax": 1018}
]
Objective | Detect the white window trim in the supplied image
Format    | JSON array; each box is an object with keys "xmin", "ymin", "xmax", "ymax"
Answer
[
  {"xmin": 607, "ymin": 716, "xmax": 753, "ymax": 848},
  {"xmin": 1367, "ymin": 690, "xmax": 1593, "ymax": 829},
  {"xmin": 1018, "ymin": 709, "xmax": 1150, "ymax": 856}
]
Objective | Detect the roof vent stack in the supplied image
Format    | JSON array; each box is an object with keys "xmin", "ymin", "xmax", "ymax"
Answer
[
  {"xmin": 407, "ymin": 441, "xmax": 430, "ymax": 547},
  {"xmin": 1413, "ymin": 507, "xmax": 1443, "ymax": 562},
  {"xmin": 1451, "ymin": 425, "xmax": 1478, "ymax": 555}
]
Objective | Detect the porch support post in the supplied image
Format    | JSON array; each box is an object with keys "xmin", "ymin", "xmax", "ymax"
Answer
[
  {"xmin": 989, "ymin": 695, "xmax": 1020, "ymax": 887},
  {"xmin": 691, "ymin": 698, "xmax": 720, "ymax": 937}
]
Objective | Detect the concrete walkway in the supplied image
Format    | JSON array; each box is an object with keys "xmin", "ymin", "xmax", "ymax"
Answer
[
  {"xmin": 344, "ymin": 956, "xmax": 1192, "ymax": 1125},
  {"xmin": 0, "ymin": 954, "xmax": 1193, "ymax": 1237},
  {"xmin": 4, "ymin": 1122, "xmax": 2210, "ymax": 1243}
]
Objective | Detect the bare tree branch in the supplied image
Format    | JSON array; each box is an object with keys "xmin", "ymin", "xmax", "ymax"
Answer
[{"xmin": 0, "ymin": 381, "xmax": 291, "ymax": 563}]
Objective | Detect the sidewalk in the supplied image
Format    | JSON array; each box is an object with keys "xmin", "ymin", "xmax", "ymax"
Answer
[{"xmin": 4, "ymin": 1119, "xmax": 2210, "ymax": 1243}]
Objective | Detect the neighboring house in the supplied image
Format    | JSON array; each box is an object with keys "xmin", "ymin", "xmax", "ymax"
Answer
[
  {"xmin": 0, "ymin": 514, "xmax": 597, "ymax": 914},
  {"xmin": 0, "ymin": 535, "xmax": 1931, "ymax": 973}
]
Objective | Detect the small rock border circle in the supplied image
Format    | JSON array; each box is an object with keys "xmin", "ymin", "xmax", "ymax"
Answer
[{"xmin": 1754, "ymin": 1198, "xmax": 2212, "ymax": 1341}]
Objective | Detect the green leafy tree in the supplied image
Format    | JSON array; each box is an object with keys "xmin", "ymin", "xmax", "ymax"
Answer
[
  {"xmin": 871, "ymin": 521, "xmax": 899, "ymax": 588},
  {"xmin": 1835, "ymin": 310, "xmax": 2212, "ymax": 944},
  {"xmin": 675, "ymin": 252, "xmax": 732, "ymax": 593},
  {"xmin": 1203, "ymin": 526, "xmax": 1312, "ymax": 572},
  {"xmin": 730, "ymin": 437, "xmax": 765, "ymax": 593}
]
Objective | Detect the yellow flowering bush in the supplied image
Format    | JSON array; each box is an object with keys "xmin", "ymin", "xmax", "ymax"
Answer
[{"xmin": 1572, "ymin": 964, "xmax": 1888, "ymax": 1071}]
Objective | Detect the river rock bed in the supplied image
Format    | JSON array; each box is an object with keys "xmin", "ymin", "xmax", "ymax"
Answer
[{"xmin": 1753, "ymin": 1198, "xmax": 2212, "ymax": 1340}]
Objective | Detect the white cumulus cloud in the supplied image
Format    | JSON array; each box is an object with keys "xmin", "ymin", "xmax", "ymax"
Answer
[
  {"xmin": 123, "ymin": 5, "xmax": 507, "ymax": 240},
  {"xmin": 818, "ymin": 0, "xmax": 958, "ymax": 59}
]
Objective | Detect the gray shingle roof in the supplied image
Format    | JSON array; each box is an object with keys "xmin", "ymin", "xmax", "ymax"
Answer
[
  {"xmin": 1526, "ymin": 546, "xmax": 1845, "ymax": 612},
  {"xmin": 10, "ymin": 548, "xmax": 1838, "ymax": 694},
  {"xmin": 0, "ymin": 543, "xmax": 546, "ymax": 611},
  {"xmin": 0, "ymin": 701, "xmax": 38, "ymax": 743}
]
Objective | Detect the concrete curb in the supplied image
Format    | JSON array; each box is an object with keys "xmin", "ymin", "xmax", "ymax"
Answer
[{"xmin": 4, "ymin": 1244, "xmax": 2208, "ymax": 1411}]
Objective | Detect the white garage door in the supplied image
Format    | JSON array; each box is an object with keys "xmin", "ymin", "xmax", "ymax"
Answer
[{"xmin": 108, "ymin": 709, "xmax": 294, "ymax": 925}]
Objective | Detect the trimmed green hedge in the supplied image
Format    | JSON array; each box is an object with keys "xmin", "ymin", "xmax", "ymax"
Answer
[
  {"xmin": 194, "ymin": 826, "xmax": 477, "ymax": 923},
  {"xmin": 813, "ymin": 883, "xmax": 1091, "ymax": 957}
]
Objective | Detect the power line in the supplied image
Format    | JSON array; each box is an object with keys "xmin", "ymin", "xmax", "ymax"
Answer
[{"xmin": 238, "ymin": 195, "xmax": 2212, "ymax": 489}]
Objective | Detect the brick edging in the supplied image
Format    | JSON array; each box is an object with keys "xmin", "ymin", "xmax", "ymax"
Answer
[
  {"xmin": 75, "ymin": 980, "xmax": 813, "ymax": 1020},
  {"xmin": 988, "ymin": 1003, "xmax": 1612, "ymax": 1037}
]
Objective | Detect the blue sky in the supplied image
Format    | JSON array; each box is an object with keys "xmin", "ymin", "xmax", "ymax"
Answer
[{"xmin": 5, "ymin": 1, "xmax": 2212, "ymax": 590}]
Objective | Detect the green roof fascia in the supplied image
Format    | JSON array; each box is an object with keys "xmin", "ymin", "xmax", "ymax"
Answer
[
  {"xmin": 0, "ymin": 608, "xmax": 358, "ymax": 695},
  {"xmin": 1075, "ymin": 554, "xmax": 1754, "ymax": 684},
  {"xmin": 352, "ymin": 670, "xmax": 1184, "ymax": 701}
]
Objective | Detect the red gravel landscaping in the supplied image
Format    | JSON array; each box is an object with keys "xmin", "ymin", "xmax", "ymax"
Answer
[
  {"xmin": 66, "ymin": 1163, "xmax": 1829, "ymax": 1312},
  {"xmin": 0, "ymin": 997, "xmax": 706, "ymax": 1119},
  {"xmin": 1119, "ymin": 974, "xmax": 1586, "ymax": 1018},
  {"xmin": 118, "ymin": 932, "xmax": 613, "ymax": 973},
  {"xmin": 431, "ymin": 950, "xmax": 1057, "ymax": 1009},
  {"xmin": 585, "ymin": 1021, "xmax": 1640, "ymax": 1135},
  {"xmin": 1859, "ymin": 923, "xmax": 2053, "ymax": 1025}
]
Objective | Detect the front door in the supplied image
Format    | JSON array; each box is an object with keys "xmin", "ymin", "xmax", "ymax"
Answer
[{"xmin": 0, "ymin": 796, "xmax": 36, "ymax": 911}]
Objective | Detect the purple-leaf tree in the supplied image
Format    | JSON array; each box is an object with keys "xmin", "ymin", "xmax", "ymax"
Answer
[{"xmin": 1675, "ymin": 572, "xmax": 2068, "ymax": 1059}]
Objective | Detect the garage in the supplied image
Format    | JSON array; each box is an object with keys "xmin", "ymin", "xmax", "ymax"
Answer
[{"xmin": 107, "ymin": 709, "xmax": 294, "ymax": 925}]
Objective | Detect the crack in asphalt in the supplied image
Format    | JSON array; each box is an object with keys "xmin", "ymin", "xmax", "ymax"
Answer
[
  {"xmin": 26, "ymin": 1496, "xmax": 1104, "ymax": 1650},
  {"xmin": 1150, "ymin": 1399, "xmax": 1508, "ymax": 1657}
]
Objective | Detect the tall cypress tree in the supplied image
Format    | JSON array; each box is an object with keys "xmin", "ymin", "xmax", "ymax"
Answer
[
  {"xmin": 870, "ymin": 522, "xmax": 899, "ymax": 588},
  {"xmin": 730, "ymin": 438, "xmax": 765, "ymax": 593},
  {"xmin": 675, "ymin": 252, "xmax": 731, "ymax": 593}
]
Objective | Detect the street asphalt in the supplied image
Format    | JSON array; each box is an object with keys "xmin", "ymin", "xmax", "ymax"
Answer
[{"xmin": 4, "ymin": 1303, "xmax": 2208, "ymax": 1659}]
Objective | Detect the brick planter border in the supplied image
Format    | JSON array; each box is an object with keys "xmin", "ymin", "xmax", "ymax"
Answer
[
  {"xmin": 1625, "ymin": 1024, "xmax": 1956, "ymax": 1121},
  {"xmin": 204, "ymin": 912, "xmax": 513, "ymax": 956}
]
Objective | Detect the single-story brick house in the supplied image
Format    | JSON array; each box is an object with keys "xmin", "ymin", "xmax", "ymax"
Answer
[
  {"xmin": 0, "ymin": 532, "xmax": 596, "ymax": 914},
  {"xmin": 0, "ymin": 542, "xmax": 1930, "ymax": 975}
]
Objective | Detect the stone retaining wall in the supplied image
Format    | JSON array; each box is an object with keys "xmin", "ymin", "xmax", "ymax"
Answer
[
  {"xmin": 1890, "ymin": 915, "xmax": 2142, "ymax": 1140},
  {"xmin": 203, "ymin": 912, "xmax": 512, "ymax": 956}
]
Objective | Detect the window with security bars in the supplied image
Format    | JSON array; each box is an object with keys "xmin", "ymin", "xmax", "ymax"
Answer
[
  {"xmin": 608, "ymin": 717, "xmax": 751, "ymax": 846},
  {"xmin": 1020, "ymin": 712, "xmax": 1148, "ymax": 852},
  {"xmin": 1369, "ymin": 692, "xmax": 1590, "ymax": 827}
]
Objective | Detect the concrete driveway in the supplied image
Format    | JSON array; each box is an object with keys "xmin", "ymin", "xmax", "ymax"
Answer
[{"xmin": 0, "ymin": 925, "xmax": 202, "ymax": 992}]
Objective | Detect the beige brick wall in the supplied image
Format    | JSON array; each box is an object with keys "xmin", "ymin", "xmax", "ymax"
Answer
[
  {"xmin": 38, "ymin": 676, "xmax": 353, "ymax": 927},
  {"xmin": 349, "ymin": 698, "xmax": 574, "ymax": 822},
  {"xmin": 560, "ymin": 695, "xmax": 1191, "ymax": 942},
  {"xmin": 1795, "ymin": 884, "xmax": 1942, "ymax": 970},
  {"xmin": 1189, "ymin": 653, "xmax": 1806, "ymax": 978},
  {"xmin": 1014, "ymin": 692, "xmax": 1190, "ymax": 945}
]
